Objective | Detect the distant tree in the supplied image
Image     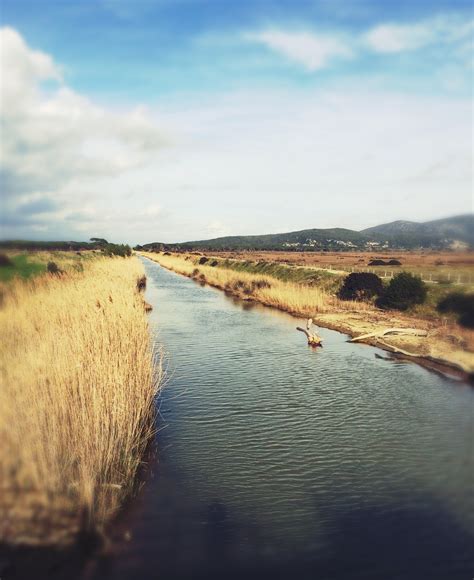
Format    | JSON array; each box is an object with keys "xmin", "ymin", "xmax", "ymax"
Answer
[
  {"xmin": 376, "ymin": 272, "xmax": 427, "ymax": 310},
  {"xmin": 338, "ymin": 272, "xmax": 384, "ymax": 301},
  {"xmin": 437, "ymin": 292, "xmax": 474, "ymax": 329},
  {"xmin": 90, "ymin": 237, "xmax": 108, "ymax": 245}
]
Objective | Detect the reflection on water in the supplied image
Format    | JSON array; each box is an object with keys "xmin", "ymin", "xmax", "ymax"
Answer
[{"xmin": 93, "ymin": 259, "xmax": 474, "ymax": 580}]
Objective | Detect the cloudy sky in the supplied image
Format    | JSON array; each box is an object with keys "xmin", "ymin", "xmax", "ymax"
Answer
[{"xmin": 0, "ymin": 0, "xmax": 472, "ymax": 244}]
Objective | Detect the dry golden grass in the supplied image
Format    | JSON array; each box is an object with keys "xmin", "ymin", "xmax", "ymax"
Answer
[
  {"xmin": 141, "ymin": 252, "xmax": 370, "ymax": 317},
  {"xmin": 0, "ymin": 256, "xmax": 159, "ymax": 546}
]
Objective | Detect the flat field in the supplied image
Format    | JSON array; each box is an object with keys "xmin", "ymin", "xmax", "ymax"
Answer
[{"xmin": 207, "ymin": 250, "xmax": 474, "ymax": 284}]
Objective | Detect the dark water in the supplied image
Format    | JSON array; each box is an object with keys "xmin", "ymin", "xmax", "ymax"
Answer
[{"xmin": 94, "ymin": 259, "xmax": 474, "ymax": 580}]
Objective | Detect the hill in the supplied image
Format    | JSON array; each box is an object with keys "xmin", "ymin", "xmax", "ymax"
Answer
[{"xmin": 140, "ymin": 214, "xmax": 473, "ymax": 252}]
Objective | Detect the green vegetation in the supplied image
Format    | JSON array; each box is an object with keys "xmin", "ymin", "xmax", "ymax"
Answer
[
  {"xmin": 437, "ymin": 292, "xmax": 474, "ymax": 329},
  {"xmin": 103, "ymin": 243, "xmax": 132, "ymax": 257},
  {"xmin": 338, "ymin": 272, "xmax": 383, "ymax": 301},
  {"xmin": 0, "ymin": 240, "xmax": 94, "ymax": 251},
  {"xmin": 377, "ymin": 272, "xmax": 427, "ymax": 311},
  {"xmin": 0, "ymin": 254, "xmax": 46, "ymax": 282}
]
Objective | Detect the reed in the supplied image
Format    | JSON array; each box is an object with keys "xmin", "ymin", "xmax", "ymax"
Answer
[{"xmin": 0, "ymin": 256, "xmax": 159, "ymax": 545}]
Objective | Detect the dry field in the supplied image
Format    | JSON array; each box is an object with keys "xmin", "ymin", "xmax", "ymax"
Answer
[
  {"xmin": 0, "ymin": 256, "xmax": 159, "ymax": 546},
  {"xmin": 208, "ymin": 250, "xmax": 474, "ymax": 268},
  {"xmin": 209, "ymin": 250, "xmax": 474, "ymax": 283}
]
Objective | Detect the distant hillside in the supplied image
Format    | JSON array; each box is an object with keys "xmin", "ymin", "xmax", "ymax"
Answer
[
  {"xmin": 140, "ymin": 214, "xmax": 473, "ymax": 252},
  {"xmin": 362, "ymin": 215, "xmax": 474, "ymax": 247}
]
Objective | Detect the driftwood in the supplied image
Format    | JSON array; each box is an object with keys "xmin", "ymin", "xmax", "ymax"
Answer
[
  {"xmin": 350, "ymin": 328, "xmax": 427, "ymax": 343},
  {"xmin": 297, "ymin": 318, "xmax": 323, "ymax": 347}
]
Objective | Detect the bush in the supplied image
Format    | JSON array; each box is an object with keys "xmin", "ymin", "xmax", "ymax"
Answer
[
  {"xmin": 210, "ymin": 260, "xmax": 218, "ymax": 267},
  {"xmin": 0, "ymin": 253, "xmax": 13, "ymax": 267},
  {"xmin": 198, "ymin": 256, "xmax": 209, "ymax": 265},
  {"xmin": 338, "ymin": 272, "xmax": 384, "ymax": 301},
  {"xmin": 376, "ymin": 272, "xmax": 427, "ymax": 310},
  {"xmin": 136, "ymin": 275, "xmax": 147, "ymax": 292},
  {"xmin": 437, "ymin": 293, "xmax": 474, "ymax": 328},
  {"xmin": 368, "ymin": 259, "xmax": 402, "ymax": 266},
  {"xmin": 102, "ymin": 243, "xmax": 132, "ymax": 257},
  {"xmin": 47, "ymin": 261, "xmax": 62, "ymax": 275}
]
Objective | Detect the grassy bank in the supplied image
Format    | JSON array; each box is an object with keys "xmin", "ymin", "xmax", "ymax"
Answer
[
  {"xmin": 142, "ymin": 252, "xmax": 368, "ymax": 318},
  {"xmin": 142, "ymin": 252, "xmax": 474, "ymax": 375},
  {"xmin": 0, "ymin": 256, "xmax": 160, "ymax": 546}
]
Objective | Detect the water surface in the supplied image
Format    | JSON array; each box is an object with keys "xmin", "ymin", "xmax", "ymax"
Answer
[{"xmin": 95, "ymin": 258, "xmax": 474, "ymax": 580}]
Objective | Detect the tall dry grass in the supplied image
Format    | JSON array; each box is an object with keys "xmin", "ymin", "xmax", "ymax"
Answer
[
  {"xmin": 141, "ymin": 252, "xmax": 370, "ymax": 317},
  {"xmin": 0, "ymin": 256, "xmax": 159, "ymax": 546}
]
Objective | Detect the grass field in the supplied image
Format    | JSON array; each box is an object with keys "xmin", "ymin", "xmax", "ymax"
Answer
[
  {"xmin": 0, "ymin": 255, "xmax": 159, "ymax": 546},
  {"xmin": 209, "ymin": 250, "xmax": 474, "ymax": 284},
  {"xmin": 0, "ymin": 254, "xmax": 46, "ymax": 282},
  {"xmin": 0, "ymin": 250, "xmax": 99, "ymax": 283}
]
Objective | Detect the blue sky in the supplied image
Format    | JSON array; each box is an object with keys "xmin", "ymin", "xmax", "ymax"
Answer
[{"xmin": 1, "ymin": 0, "xmax": 472, "ymax": 243}]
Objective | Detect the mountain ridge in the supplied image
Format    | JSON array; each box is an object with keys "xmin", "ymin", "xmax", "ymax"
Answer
[{"xmin": 140, "ymin": 214, "xmax": 473, "ymax": 252}]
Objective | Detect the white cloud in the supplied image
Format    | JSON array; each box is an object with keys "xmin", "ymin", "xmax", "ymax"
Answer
[
  {"xmin": 247, "ymin": 14, "xmax": 473, "ymax": 71},
  {"xmin": 249, "ymin": 30, "xmax": 353, "ymax": 71},
  {"xmin": 0, "ymin": 27, "xmax": 62, "ymax": 113},
  {"xmin": 365, "ymin": 23, "xmax": 433, "ymax": 53},
  {"xmin": 365, "ymin": 14, "xmax": 474, "ymax": 53},
  {"xmin": 0, "ymin": 27, "xmax": 168, "ymax": 240},
  {"xmin": 0, "ymin": 25, "xmax": 472, "ymax": 244}
]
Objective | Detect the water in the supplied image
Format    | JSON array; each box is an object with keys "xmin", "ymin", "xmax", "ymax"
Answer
[{"xmin": 94, "ymin": 259, "xmax": 474, "ymax": 580}]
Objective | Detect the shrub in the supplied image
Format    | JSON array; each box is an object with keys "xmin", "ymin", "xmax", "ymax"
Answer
[
  {"xmin": 136, "ymin": 275, "xmax": 147, "ymax": 292},
  {"xmin": 0, "ymin": 253, "xmax": 13, "ymax": 267},
  {"xmin": 437, "ymin": 293, "xmax": 474, "ymax": 328},
  {"xmin": 210, "ymin": 260, "xmax": 218, "ymax": 267},
  {"xmin": 198, "ymin": 256, "xmax": 209, "ymax": 265},
  {"xmin": 103, "ymin": 243, "xmax": 132, "ymax": 257},
  {"xmin": 376, "ymin": 272, "xmax": 427, "ymax": 310},
  {"xmin": 387, "ymin": 259, "xmax": 402, "ymax": 266},
  {"xmin": 368, "ymin": 259, "xmax": 386, "ymax": 266},
  {"xmin": 338, "ymin": 272, "xmax": 384, "ymax": 301},
  {"xmin": 251, "ymin": 279, "xmax": 271, "ymax": 290},
  {"xmin": 47, "ymin": 261, "xmax": 62, "ymax": 275}
]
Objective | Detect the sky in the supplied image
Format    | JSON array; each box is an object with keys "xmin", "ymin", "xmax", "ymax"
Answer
[{"xmin": 0, "ymin": 0, "xmax": 473, "ymax": 244}]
